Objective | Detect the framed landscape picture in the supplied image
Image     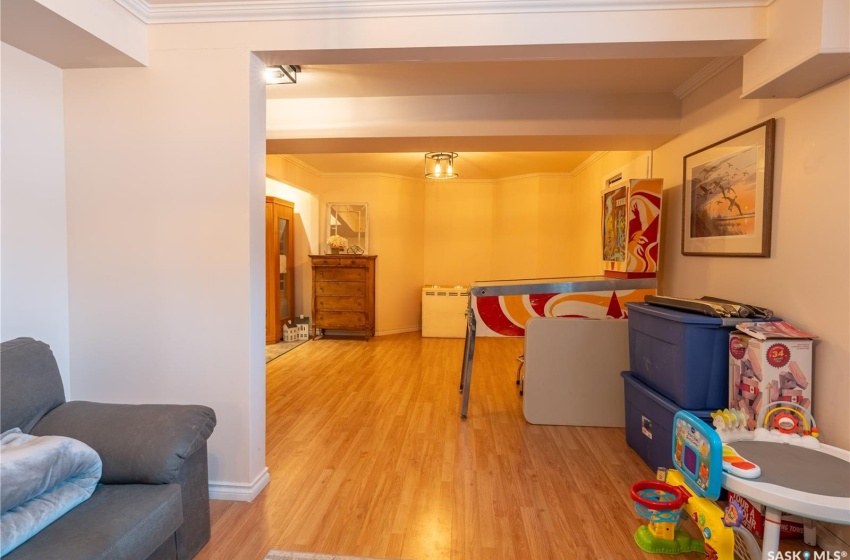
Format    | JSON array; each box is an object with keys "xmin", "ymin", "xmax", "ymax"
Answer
[{"xmin": 682, "ymin": 119, "xmax": 776, "ymax": 257}]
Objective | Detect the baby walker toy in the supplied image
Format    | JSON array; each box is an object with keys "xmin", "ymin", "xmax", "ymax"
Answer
[
  {"xmin": 631, "ymin": 400, "xmax": 847, "ymax": 560},
  {"xmin": 630, "ymin": 411, "xmax": 760, "ymax": 560}
]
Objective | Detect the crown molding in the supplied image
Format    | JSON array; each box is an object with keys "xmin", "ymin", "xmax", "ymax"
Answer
[
  {"xmin": 495, "ymin": 171, "xmax": 575, "ymax": 182},
  {"xmin": 120, "ymin": 0, "xmax": 772, "ymax": 25},
  {"xmin": 570, "ymin": 151, "xmax": 609, "ymax": 176},
  {"xmin": 673, "ymin": 56, "xmax": 739, "ymax": 99},
  {"xmin": 272, "ymin": 154, "xmax": 324, "ymax": 178},
  {"xmin": 308, "ymin": 169, "xmax": 578, "ymax": 183},
  {"xmin": 114, "ymin": 0, "xmax": 151, "ymax": 23}
]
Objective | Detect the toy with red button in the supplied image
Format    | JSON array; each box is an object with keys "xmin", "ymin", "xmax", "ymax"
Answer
[{"xmin": 753, "ymin": 401, "xmax": 820, "ymax": 449}]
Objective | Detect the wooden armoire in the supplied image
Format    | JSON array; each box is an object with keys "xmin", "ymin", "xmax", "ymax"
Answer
[{"xmin": 266, "ymin": 197, "xmax": 295, "ymax": 343}]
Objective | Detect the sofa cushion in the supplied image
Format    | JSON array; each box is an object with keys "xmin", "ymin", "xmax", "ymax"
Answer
[
  {"xmin": 33, "ymin": 402, "xmax": 216, "ymax": 485},
  {"xmin": 3, "ymin": 483, "xmax": 183, "ymax": 560},
  {"xmin": 0, "ymin": 338, "xmax": 66, "ymax": 433}
]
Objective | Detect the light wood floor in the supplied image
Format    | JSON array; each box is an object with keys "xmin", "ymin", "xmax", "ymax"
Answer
[{"xmin": 195, "ymin": 333, "xmax": 714, "ymax": 559}]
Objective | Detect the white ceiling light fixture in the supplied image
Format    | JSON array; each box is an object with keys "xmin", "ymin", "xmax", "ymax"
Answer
[
  {"xmin": 265, "ymin": 65, "xmax": 300, "ymax": 85},
  {"xmin": 425, "ymin": 152, "xmax": 458, "ymax": 179}
]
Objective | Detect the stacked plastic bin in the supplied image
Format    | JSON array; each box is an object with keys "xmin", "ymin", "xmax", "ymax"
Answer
[{"xmin": 622, "ymin": 302, "xmax": 738, "ymax": 470}]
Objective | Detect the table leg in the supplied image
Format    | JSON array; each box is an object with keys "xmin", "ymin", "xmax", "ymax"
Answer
[
  {"xmin": 459, "ymin": 316, "xmax": 470, "ymax": 393},
  {"xmin": 761, "ymin": 508, "xmax": 782, "ymax": 560},
  {"xmin": 803, "ymin": 518, "xmax": 817, "ymax": 547},
  {"xmin": 460, "ymin": 301, "xmax": 477, "ymax": 419}
]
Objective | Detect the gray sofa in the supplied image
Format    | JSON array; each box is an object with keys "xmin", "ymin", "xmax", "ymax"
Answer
[{"xmin": 0, "ymin": 337, "xmax": 217, "ymax": 560}]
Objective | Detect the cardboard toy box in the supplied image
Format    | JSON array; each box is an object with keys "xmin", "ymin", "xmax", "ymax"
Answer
[
  {"xmin": 727, "ymin": 491, "xmax": 804, "ymax": 539},
  {"xmin": 728, "ymin": 322, "xmax": 816, "ymax": 432}
]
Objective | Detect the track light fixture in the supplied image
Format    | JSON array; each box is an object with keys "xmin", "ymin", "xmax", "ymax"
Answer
[{"xmin": 265, "ymin": 65, "xmax": 301, "ymax": 85}]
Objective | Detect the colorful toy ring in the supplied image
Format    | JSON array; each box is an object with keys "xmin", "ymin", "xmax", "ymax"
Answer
[{"xmin": 630, "ymin": 480, "xmax": 689, "ymax": 511}]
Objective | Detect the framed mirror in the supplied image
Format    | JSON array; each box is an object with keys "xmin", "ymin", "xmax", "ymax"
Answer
[{"xmin": 326, "ymin": 202, "xmax": 368, "ymax": 254}]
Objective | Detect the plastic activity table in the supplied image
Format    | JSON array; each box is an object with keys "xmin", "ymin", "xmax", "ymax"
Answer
[{"xmin": 722, "ymin": 440, "xmax": 850, "ymax": 560}]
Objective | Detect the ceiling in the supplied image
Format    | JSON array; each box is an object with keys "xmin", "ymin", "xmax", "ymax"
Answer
[
  {"xmin": 266, "ymin": 58, "xmax": 714, "ymax": 100},
  {"xmin": 222, "ymin": 2, "xmax": 755, "ymax": 180},
  {"xmin": 285, "ymin": 151, "xmax": 599, "ymax": 181},
  {"xmin": 265, "ymin": 56, "xmax": 716, "ymax": 179}
]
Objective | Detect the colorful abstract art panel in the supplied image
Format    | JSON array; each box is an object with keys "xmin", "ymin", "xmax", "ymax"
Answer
[
  {"xmin": 473, "ymin": 288, "xmax": 656, "ymax": 337},
  {"xmin": 602, "ymin": 178, "xmax": 663, "ymax": 278}
]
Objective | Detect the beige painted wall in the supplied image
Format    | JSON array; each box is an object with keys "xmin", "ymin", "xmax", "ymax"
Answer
[
  {"xmin": 654, "ymin": 60, "xmax": 850, "ymax": 451},
  {"xmin": 319, "ymin": 174, "xmax": 426, "ymax": 334},
  {"xmin": 423, "ymin": 173, "xmax": 607, "ymax": 287},
  {"xmin": 424, "ymin": 180, "xmax": 495, "ymax": 286},
  {"xmin": 492, "ymin": 177, "xmax": 542, "ymax": 279},
  {"xmin": 0, "ymin": 44, "xmax": 72, "ymax": 394},
  {"xmin": 63, "ymin": 48, "xmax": 268, "ymax": 489},
  {"xmin": 271, "ymin": 160, "xmax": 653, "ymax": 331}
]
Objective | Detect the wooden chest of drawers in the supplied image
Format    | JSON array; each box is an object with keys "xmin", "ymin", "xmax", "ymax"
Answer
[{"xmin": 310, "ymin": 255, "xmax": 377, "ymax": 338}]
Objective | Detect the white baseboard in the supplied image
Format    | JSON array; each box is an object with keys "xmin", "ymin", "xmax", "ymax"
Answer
[
  {"xmin": 318, "ymin": 326, "xmax": 421, "ymax": 337},
  {"xmin": 816, "ymin": 521, "xmax": 850, "ymax": 553},
  {"xmin": 375, "ymin": 326, "xmax": 420, "ymax": 336},
  {"xmin": 209, "ymin": 467, "xmax": 270, "ymax": 502}
]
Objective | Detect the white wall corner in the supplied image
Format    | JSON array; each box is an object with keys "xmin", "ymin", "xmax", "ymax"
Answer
[
  {"xmin": 821, "ymin": 0, "xmax": 850, "ymax": 50},
  {"xmin": 38, "ymin": 0, "xmax": 148, "ymax": 65},
  {"xmin": 741, "ymin": 0, "xmax": 850, "ymax": 98},
  {"xmin": 209, "ymin": 468, "xmax": 271, "ymax": 502},
  {"xmin": 1, "ymin": 0, "xmax": 147, "ymax": 68},
  {"xmin": 249, "ymin": 52, "xmax": 269, "ymax": 482},
  {"xmin": 0, "ymin": 43, "xmax": 72, "ymax": 397}
]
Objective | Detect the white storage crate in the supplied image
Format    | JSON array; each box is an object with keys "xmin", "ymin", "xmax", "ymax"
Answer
[{"xmin": 422, "ymin": 285, "xmax": 468, "ymax": 338}]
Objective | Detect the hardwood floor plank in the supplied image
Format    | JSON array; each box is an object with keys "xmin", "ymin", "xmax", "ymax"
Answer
[{"xmin": 196, "ymin": 333, "xmax": 720, "ymax": 559}]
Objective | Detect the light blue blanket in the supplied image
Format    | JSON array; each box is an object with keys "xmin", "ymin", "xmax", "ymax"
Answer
[{"xmin": 0, "ymin": 428, "xmax": 102, "ymax": 556}]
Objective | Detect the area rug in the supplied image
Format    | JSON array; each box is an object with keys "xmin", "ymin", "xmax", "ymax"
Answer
[
  {"xmin": 265, "ymin": 552, "xmax": 406, "ymax": 560},
  {"xmin": 265, "ymin": 339, "xmax": 308, "ymax": 363}
]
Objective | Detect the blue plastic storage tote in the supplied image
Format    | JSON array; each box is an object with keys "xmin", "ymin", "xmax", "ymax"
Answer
[
  {"xmin": 622, "ymin": 371, "xmax": 714, "ymax": 471},
  {"xmin": 626, "ymin": 302, "xmax": 742, "ymax": 410}
]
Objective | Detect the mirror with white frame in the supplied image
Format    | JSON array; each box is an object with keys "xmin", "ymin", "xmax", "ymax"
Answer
[{"xmin": 326, "ymin": 203, "xmax": 368, "ymax": 254}]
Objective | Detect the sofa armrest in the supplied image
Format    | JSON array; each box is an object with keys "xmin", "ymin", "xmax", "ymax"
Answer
[{"xmin": 31, "ymin": 401, "xmax": 216, "ymax": 485}]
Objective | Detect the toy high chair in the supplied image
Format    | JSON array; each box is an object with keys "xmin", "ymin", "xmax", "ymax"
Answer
[{"xmin": 630, "ymin": 411, "xmax": 761, "ymax": 560}]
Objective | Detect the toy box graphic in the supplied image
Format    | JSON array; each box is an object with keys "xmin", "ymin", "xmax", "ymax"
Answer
[
  {"xmin": 729, "ymin": 322, "xmax": 816, "ymax": 432},
  {"xmin": 727, "ymin": 491, "xmax": 804, "ymax": 539}
]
